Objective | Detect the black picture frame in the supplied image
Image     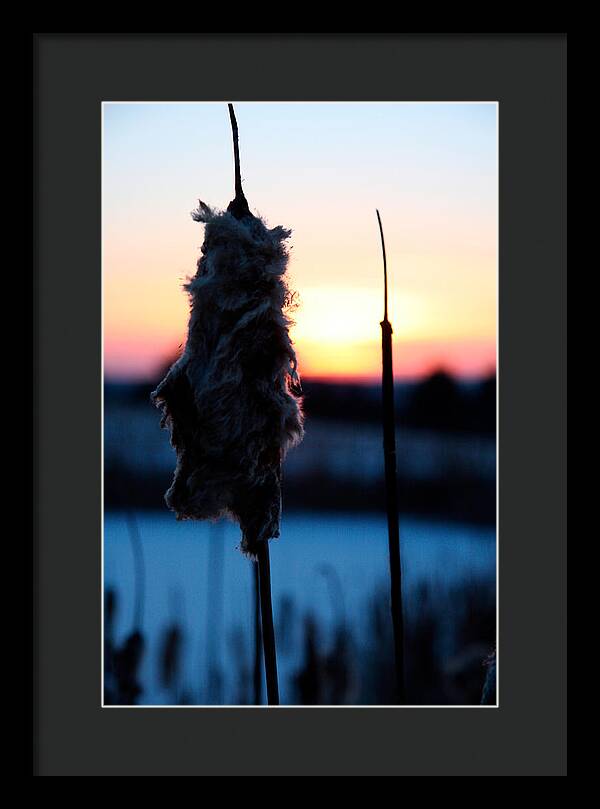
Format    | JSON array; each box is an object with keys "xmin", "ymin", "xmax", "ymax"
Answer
[{"xmin": 32, "ymin": 33, "xmax": 566, "ymax": 776}]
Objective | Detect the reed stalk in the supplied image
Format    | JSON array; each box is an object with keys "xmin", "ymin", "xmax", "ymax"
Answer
[
  {"xmin": 227, "ymin": 103, "xmax": 251, "ymax": 220},
  {"xmin": 256, "ymin": 541, "xmax": 279, "ymax": 704},
  {"xmin": 376, "ymin": 209, "xmax": 406, "ymax": 704},
  {"xmin": 125, "ymin": 510, "xmax": 145, "ymax": 630},
  {"xmin": 206, "ymin": 520, "xmax": 224, "ymax": 703},
  {"xmin": 252, "ymin": 562, "xmax": 263, "ymax": 705}
]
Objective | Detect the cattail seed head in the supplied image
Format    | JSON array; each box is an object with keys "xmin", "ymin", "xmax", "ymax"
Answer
[{"xmin": 152, "ymin": 204, "xmax": 303, "ymax": 556}]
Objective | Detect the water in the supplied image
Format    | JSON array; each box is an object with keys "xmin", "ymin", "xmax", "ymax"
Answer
[{"xmin": 104, "ymin": 511, "xmax": 496, "ymax": 705}]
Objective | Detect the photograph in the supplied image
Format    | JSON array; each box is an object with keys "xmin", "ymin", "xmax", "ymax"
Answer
[{"xmin": 102, "ymin": 100, "xmax": 498, "ymax": 708}]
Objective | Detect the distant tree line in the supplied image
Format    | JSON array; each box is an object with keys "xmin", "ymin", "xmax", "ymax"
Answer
[
  {"xmin": 300, "ymin": 371, "xmax": 496, "ymax": 435},
  {"xmin": 105, "ymin": 370, "xmax": 496, "ymax": 436}
]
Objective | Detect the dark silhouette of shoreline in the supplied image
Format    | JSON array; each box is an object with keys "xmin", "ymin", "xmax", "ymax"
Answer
[{"xmin": 104, "ymin": 371, "xmax": 496, "ymax": 525}]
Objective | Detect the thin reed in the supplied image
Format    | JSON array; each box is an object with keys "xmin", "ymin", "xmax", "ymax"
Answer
[{"xmin": 376, "ymin": 209, "xmax": 406, "ymax": 703}]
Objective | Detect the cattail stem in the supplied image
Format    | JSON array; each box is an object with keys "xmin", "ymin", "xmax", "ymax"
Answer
[
  {"xmin": 227, "ymin": 103, "xmax": 251, "ymax": 220},
  {"xmin": 256, "ymin": 541, "xmax": 279, "ymax": 705},
  {"xmin": 376, "ymin": 209, "xmax": 406, "ymax": 704},
  {"xmin": 226, "ymin": 101, "xmax": 278, "ymax": 705},
  {"xmin": 252, "ymin": 562, "xmax": 263, "ymax": 705},
  {"xmin": 228, "ymin": 103, "xmax": 243, "ymax": 200}
]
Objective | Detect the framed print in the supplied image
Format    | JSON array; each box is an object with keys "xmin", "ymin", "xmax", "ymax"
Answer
[{"xmin": 32, "ymin": 33, "xmax": 566, "ymax": 776}]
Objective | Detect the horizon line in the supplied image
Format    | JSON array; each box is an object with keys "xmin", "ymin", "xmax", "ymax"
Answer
[{"xmin": 104, "ymin": 368, "xmax": 496, "ymax": 387}]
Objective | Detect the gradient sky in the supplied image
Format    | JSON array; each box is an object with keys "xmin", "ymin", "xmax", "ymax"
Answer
[{"xmin": 103, "ymin": 102, "xmax": 497, "ymax": 382}]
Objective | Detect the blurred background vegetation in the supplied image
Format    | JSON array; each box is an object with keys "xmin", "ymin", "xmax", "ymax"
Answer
[{"xmin": 104, "ymin": 370, "xmax": 496, "ymax": 706}]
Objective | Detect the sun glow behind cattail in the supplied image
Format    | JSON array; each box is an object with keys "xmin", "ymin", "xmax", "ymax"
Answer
[{"xmin": 103, "ymin": 102, "xmax": 497, "ymax": 383}]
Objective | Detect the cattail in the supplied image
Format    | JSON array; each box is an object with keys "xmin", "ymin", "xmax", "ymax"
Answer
[
  {"xmin": 252, "ymin": 562, "xmax": 263, "ymax": 705},
  {"xmin": 152, "ymin": 104, "xmax": 303, "ymax": 704},
  {"xmin": 377, "ymin": 210, "xmax": 406, "ymax": 704}
]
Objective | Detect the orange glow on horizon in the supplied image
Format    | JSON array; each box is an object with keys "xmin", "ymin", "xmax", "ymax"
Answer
[
  {"xmin": 103, "ymin": 103, "xmax": 497, "ymax": 383},
  {"xmin": 104, "ymin": 333, "xmax": 496, "ymax": 383},
  {"xmin": 296, "ymin": 337, "xmax": 495, "ymax": 382},
  {"xmin": 104, "ymin": 275, "xmax": 496, "ymax": 382}
]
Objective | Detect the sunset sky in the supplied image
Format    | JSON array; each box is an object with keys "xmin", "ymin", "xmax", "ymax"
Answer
[{"xmin": 103, "ymin": 102, "xmax": 497, "ymax": 382}]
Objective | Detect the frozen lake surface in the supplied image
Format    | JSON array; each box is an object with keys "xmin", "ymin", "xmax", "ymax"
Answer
[{"xmin": 104, "ymin": 511, "xmax": 495, "ymax": 705}]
